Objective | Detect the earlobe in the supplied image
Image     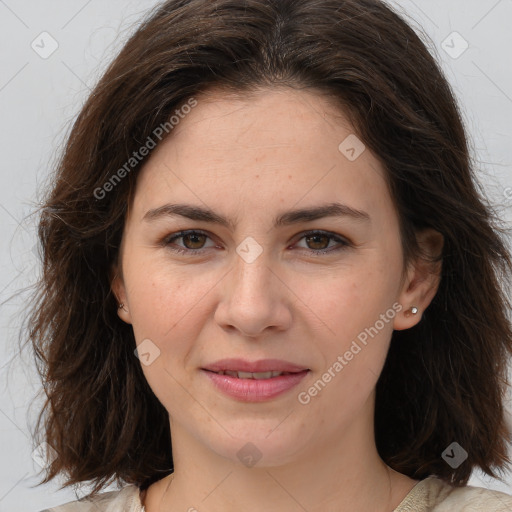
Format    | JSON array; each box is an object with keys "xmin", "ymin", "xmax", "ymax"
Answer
[
  {"xmin": 116, "ymin": 301, "xmax": 132, "ymax": 324},
  {"xmin": 404, "ymin": 306, "xmax": 419, "ymax": 317},
  {"xmin": 117, "ymin": 307, "xmax": 132, "ymax": 325},
  {"xmin": 110, "ymin": 266, "xmax": 132, "ymax": 325},
  {"xmin": 393, "ymin": 305, "xmax": 420, "ymax": 331},
  {"xmin": 393, "ymin": 228, "xmax": 443, "ymax": 331}
]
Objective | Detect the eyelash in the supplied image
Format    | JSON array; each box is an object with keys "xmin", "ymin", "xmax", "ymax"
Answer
[{"xmin": 162, "ymin": 229, "xmax": 351, "ymax": 256}]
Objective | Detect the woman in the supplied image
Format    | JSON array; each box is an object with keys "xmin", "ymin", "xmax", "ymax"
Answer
[{"xmin": 29, "ymin": 0, "xmax": 512, "ymax": 510}]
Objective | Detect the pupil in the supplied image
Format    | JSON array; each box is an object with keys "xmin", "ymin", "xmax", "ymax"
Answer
[
  {"xmin": 184, "ymin": 233, "xmax": 205, "ymax": 249},
  {"xmin": 306, "ymin": 234, "xmax": 328, "ymax": 250},
  {"xmin": 182, "ymin": 233, "xmax": 330, "ymax": 250}
]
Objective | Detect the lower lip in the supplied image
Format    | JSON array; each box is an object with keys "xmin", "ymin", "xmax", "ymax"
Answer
[{"xmin": 202, "ymin": 369, "xmax": 310, "ymax": 402}]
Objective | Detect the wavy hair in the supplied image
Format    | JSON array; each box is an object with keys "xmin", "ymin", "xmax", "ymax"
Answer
[{"xmin": 25, "ymin": 0, "xmax": 512, "ymax": 497}]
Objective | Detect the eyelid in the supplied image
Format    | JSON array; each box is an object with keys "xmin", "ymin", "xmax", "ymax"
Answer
[
  {"xmin": 162, "ymin": 229, "xmax": 218, "ymax": 252},
  {"xmin": 291, "ymin": 229, "xmax": 351, "ymax": 254},
  {"xmin": 162, "ymin": 228, "xmax": 351, "ymax": 255}
]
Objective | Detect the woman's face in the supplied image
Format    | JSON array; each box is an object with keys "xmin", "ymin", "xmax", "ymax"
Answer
[{"xmin": 113, "ymin": 87, "xmax": 435, "ymax": 466}]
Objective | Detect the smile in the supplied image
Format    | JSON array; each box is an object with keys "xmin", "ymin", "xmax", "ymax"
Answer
[
  {"xmin": 202, "ymin": 369, "xmax": 310, "ymax": 402},
  {"xmin": 209, "ymin": 370, "xmax": 296, "ymax": 379}
]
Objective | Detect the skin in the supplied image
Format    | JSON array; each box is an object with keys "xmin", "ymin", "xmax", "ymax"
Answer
[{"xmin": 112, "ymin": 86, "xmax": 443, "ymax": 512}]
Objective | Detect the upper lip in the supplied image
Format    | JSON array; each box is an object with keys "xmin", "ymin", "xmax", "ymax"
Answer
[{"xmin": 202, "ymin": 358, "xmax": 309, "ymax": 373}]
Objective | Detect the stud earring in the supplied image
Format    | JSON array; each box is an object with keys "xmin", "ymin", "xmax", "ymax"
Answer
[
  {"xmin": 118, "ymin": 303, "xmax": 125, "ymax": 309},
  {"xmin": 404, "ymin": 306, "xmax": 419, "ymax": 317}
]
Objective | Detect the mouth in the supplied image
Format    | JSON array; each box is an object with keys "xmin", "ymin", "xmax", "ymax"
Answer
[
  {"xmin": 201, "ymin": 366, "xmax": 310, "ymax": 402},
  {"xmin": 203, "ymin": 369, "xmax": 303, "ymax": 379},
  {"xmin": 202, "ymin": 358, "xmax": 310, "ymax": 377}
]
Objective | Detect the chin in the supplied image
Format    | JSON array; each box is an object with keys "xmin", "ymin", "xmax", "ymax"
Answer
[{"xmin": 203, "ymin": 425, "xmax": 311, "ymax": 468}]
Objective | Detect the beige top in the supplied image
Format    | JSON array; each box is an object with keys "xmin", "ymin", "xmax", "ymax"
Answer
[{"xmin": 40, "ymin": 476, "xmax": 512, "ymax": 512}]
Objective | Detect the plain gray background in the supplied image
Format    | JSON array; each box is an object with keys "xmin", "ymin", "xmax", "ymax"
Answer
[{"xmin": 0, "ymin": 0, "xmax": 511, "ymax": 509}]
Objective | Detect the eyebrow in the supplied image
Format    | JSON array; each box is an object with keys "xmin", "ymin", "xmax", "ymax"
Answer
[{"xmin": 142, "ymin": 202, "xmax": 371, "ymax": 228}]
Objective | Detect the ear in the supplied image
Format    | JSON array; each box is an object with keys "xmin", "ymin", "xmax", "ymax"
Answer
[
  {"xmin": 110, "ymin": 263, "xmax": 132, "ymax": 325},
  {"xmin": 393, "ymin": 228, "xmax": 444, "ymax": 331}
]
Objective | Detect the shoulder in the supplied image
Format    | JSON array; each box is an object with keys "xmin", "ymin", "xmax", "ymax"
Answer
[
  {"xmin": 37, "ymin": 484, "xmax": 142, "ymax": 512},
  {"xmin": 432, "ymin": 480, "xmax": 512, "ymax": 511},
  {"xmin": 396, "ymin": 475, "xmax": 512, "ymax": 511}
]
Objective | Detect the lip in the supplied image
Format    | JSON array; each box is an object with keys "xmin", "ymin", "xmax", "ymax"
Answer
[
  {"xmin": 202, "ymin": 368, "xmax": 310, "ymax": 402},
  {"xmin": 202, "ymin": 358, "xmax": 309, "ymax": 373}
]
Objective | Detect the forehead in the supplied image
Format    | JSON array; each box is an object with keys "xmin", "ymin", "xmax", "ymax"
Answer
[
  {"xmin": 169, "ymin": 86, "xmax": 357, "ymax": 151},
  {"xmin": 131, "ymin": 87, "xmax": 392, "ymax": 222}
]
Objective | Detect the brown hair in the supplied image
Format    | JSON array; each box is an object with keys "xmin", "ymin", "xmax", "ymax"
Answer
[{"xmin": 25, "ymin": 0, "xmax": 512, "ymax": 497}]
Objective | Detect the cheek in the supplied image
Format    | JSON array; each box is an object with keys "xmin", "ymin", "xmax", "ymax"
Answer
[
  {"xmin": 301, "ymin": 265, "xmax": 392, "ymax": 340},
  {"xmin": 305, "ymin": 271, "xmax": 396, "ymax": 406},
  {"xmin": 126, "ymin": 266, "xmax": 208, "ymax": 399},
  {"xmin": 299, "ymin": 263, "xmax": 399, "ymax": 395},
  {"xmin": 126, "ymin": 250, "xmax": 209, "ymax": 315},
  {"xmin": 124, "ymin": 260, "xmax": 191, "ymax": 340},
  {"xmin": 125, "ymin": 260, "xmax": 221, "ymax": 375}
]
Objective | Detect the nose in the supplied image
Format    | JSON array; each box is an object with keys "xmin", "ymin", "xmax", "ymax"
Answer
[{"xmin": 214, "ymin": 253, "xmax": 293, "ymax": 338}]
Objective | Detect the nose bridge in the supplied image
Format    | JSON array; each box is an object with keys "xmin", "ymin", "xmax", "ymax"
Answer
[
  {"xmin": 230, "ymin": 229, "xmax": 272, "ymax": 291},
  {"xmin": 231, "ymin": 249, "xmax": 275, "ymax": 303},
  {"xmin": 215, "ymin": 246, "xmax": 291, "ymax": 336}
]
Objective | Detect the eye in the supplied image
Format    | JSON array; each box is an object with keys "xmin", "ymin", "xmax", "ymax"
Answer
[
  {"xmin": 163, "ymin": 230, "xmax": 218, "ymax": 254},
  {"xmin": 162, "ymin": 229, "xmax": 351, "ymax": 256},
  {"xmin": 293, "ymin": 230, "xmax": 351, "ymax": 254}
]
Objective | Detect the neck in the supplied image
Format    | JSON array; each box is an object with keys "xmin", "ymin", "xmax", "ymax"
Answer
[{"xmin": 143, "ymin": 398, "xmax": 418, "ymax": 512}]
